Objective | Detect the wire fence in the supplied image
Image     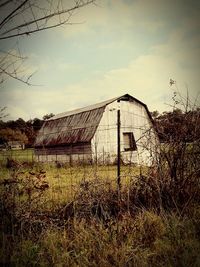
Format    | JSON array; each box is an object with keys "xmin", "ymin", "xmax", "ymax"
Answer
[
  {"xmin": 0, "ymin": 144, "xmax": 147, "ymax": 211},
  {"xmin": 0, "ymin": 110, "xmax": 159, "ymax": 201}
]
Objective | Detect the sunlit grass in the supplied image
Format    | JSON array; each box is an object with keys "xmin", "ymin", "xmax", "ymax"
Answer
[
  {"xmin": 0, "ymin": 148, "xmax": 34, "ymax": 163},
  {"xmin": 0, "ymin": 162, "xmax": 142, "ymax": 211}
]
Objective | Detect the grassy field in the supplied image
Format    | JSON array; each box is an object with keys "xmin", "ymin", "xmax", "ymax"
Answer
[
  {"xmin": 0, "ymin": 148, "xmax": 143, "ymax": 205},
  {"xmin": 0, "ymin": 160, "xmax": 141, "ymax": 209},
  {"xmin": 0, "ymin": 148, "xmax": 34, "ymax": 163},
  {"xmin": 0, "ymin": 149, "xmax": 200, "ymax": 266}
]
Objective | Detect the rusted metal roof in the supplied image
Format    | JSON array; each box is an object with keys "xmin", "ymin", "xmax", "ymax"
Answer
[
  {"xmin": 35, "ymin": 106, "xmax": 105, "ymax": 147},
  {"xmin": 47, "ymin": 96, "xmax": 119, "ymax": 120},
  {"xmin": 35, "ymin": 94, "xmax": 153, "ymax": 147}
]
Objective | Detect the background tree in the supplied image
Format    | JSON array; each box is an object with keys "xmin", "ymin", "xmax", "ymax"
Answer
[
  {"xmin": 0, "ymin": 116, "xmax": 44, "ymax": 147},
  {"xmin": 150, "ymin": 110, "xmax": 159, "ymax": 120},
  {"xmin": 153, "ymin": 108, "xmax": 200, "ymax": 143},
  {"xmin": 0, "ymin": 128, "xmax": 28, "ymax": 144},
  {"xmin": 43, "ymin": 113, "xmax": 55, "ymax": 120}
]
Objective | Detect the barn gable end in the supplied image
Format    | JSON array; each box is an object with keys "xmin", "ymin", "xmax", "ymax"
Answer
[{"xmin": 91, "ymin": 96, "xmax": 158, "ymax": 165}]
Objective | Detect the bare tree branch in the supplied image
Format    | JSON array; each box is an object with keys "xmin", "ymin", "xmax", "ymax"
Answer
[
  {"xmin": 0, "ymin": 0, "xmax": 95, "ymax": 39},
  {"xmin": 0, "ymin": 0, "xmax": 96, "ymax": 85},
  {"xmin": 0, "ymin": 0, "xmax": 13, "ymax": 9},
  {"xmin": 0, "ymin": 0, "xmax": 29, "ymax": 29}
]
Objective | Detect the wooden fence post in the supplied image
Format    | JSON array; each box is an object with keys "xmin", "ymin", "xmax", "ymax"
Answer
[{"xmin": 117, "ymin": 102, "xmax": 121, "ymax": 189}]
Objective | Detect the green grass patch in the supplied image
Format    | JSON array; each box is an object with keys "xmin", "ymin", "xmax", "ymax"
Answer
[{"xmin": 0, "ymin": 148, "xmax": 34, "ymax": 163}]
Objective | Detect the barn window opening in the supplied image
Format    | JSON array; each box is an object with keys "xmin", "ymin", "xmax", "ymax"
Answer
[{"xmin": 123, "ymin": 132, "xmax": 137, "ymax": 151}]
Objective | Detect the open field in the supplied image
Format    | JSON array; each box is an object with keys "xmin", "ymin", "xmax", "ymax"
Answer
[
  {"xmin": 0, "ymin": 161, "xmax": 142, "ymax": 209},
  {"xmin": 0, "ymin": 149, "xmax": 144, "ymax": 208},
  {"xmin": 0, "ymin": 148, "xmax": 34, "ymax": 163}
]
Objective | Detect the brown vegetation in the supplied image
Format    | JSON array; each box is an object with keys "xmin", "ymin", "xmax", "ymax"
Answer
[{"xmin": 0, "ymin": 92, "xmax": 200, "ymax": 266}]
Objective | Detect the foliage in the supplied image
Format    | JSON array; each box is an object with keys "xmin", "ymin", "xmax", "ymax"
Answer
[
  {"xmin": 43, "ymin": 113, "xmax": 55, "ymax": 121},
  {"xmin": 1, "ymin": 209, "xmax": 200, "ymax": 266},
  {"xmin": 151, "ymin": 108, "xmax": 200, "ymax": 143},
  {"xmin": 150, "ymin": 93, "xmax": 200, "ymax": 214},
  {"xmin": 0, "ymin": 127, "xmax": 28, "ymax": 144},
  {"xmin": 0, "ymin": 158, "xmax": 199, "ymax": 266},
  {"xmin": 0, "ymin": 117, "xmax": 44, "ymax": 147}
]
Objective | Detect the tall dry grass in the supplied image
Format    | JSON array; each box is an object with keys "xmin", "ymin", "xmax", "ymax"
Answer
[{"xmin": 0, "ymin": 159, "xmax": 200, "ymax": 266}]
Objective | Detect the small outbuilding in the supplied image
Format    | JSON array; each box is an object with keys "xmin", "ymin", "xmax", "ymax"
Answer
[
  {"xmin": 7, "ymin": 141, "xmax": 25, "ymax": 150},
  {"xmin": 34, "ymin": 94, "xmax": 159, "ymax": 165}
]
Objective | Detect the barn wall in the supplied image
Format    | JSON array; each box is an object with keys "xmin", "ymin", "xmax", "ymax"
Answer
[
  {"xmin": 91, "ymin": 100, "xmax": 158, "ymax": 165},
  {"xmin": 35, "ymin": 142, "xmax": 92, "ymax": 163}
]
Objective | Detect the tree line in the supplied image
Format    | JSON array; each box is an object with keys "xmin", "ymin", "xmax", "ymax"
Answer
[
  {"xmin": 0, "ymin": 108, "xmax": 199, "ymax": 149},
  {"xmin": 0, "ymin": 113, "xmax": 54, "ymax": 147},
  {"xmin": 151, "ymin": 108, "xmax": 200, "ymax": 143}
]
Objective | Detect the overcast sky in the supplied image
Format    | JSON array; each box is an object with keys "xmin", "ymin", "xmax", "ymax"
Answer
[{"xmin": 0, "ymin": 0, "xmax": 200, "ymax": 121}]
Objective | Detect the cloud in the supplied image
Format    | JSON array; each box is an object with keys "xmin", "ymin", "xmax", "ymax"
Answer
[
  {"xmin": 60, "ymin": 0, "xmax": 200, "ymax": 39},
  {"xmin": 2, "ymin": 26, "xmax": 200, "ymax": 121},
  {"xmin": 60, "ymin": 0, "xmax": 166, "ymax": 39},
  {"xmin": 57, "ymin": 62, "xmax": 83, "ymax": 71},
  {"xmin": 1, "ymin": 0, "xmax": 200, "ymax": 120}
]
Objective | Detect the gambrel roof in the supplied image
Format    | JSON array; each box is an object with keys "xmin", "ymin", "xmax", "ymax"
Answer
[{"xmin": 35, "ymin": 94, "xmax": 153, "ymax": 147}]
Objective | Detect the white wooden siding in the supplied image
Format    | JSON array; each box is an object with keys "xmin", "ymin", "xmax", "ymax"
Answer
[{"xmin": 91, "ymin": 99, "xmax": 158, "ymax": 165}]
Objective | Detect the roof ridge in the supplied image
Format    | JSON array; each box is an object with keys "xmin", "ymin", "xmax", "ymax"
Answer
[
  {"xmin": 48, "ymin": 95, "xmax": 120, "ymax": 120},
  {"xmin": 48, "ymin": 94, "xmax": 146, "ymax": 121}
]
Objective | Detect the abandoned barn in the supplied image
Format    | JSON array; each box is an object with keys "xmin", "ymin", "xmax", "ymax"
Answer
[{"xmin": 34, "ymin": 94, "xmax": 159, "ymax": 165}]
